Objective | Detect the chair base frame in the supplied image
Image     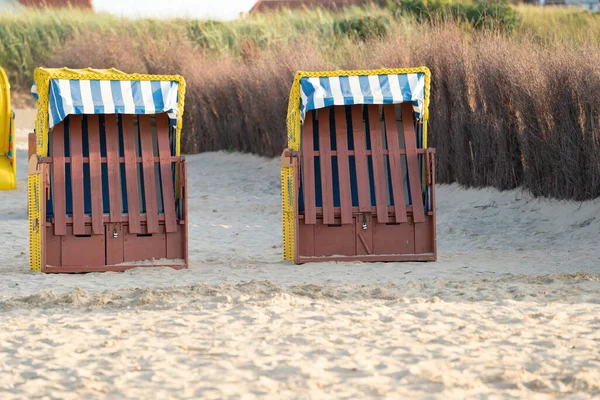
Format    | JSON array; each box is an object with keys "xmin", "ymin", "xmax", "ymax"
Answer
[
  {"xmin": 32, "ymin": 157, "xmax": 188, "ymax": 274},
  {"xmin": 288, "ymin": 152, "xmax": 437, "ymax": 264},
  {"xmin": 295, "ymin": 214, "xmax": 436, "ymax": 264}
]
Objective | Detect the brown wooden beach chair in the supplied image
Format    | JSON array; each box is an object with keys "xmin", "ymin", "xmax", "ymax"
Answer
[
  {"xmin": 282, "ymin": 68, "xmax": 437, "ymax": 263},
  {"xmin": 29, "ymin": 68, "xmax": 187, "ymax": 273}
]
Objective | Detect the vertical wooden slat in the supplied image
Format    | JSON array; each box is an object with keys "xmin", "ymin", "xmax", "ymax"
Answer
[
  {"xmin": 301, "ymin": 111, "xmax": 316, "ymax": 225},
  {"xmin": 87, "ymin": 115, "xmax": 104, "ymax": 235},
  {"xmin": 367, "ymin": 106, "xmax": 389, "ymax": 223},
  {"xmin": 181, "ymin": 160, "xmax": 188, "ymax": 265},
  {"xmin": 351, "ymin": 105, "xmax": 371, "ymax": 212},
  {"xmin": 139, "ymin": 115, "xmax": 159, "ymax": 234},
  {"xmin": 401, "ymin": 103, "xmax": 425, "ymax": 223},
  {"xmin": 318, "ymin": 108, "xmax": 334, "ymax": 225},
  {"xmin": 105, "ymin": 115, "xmax": 122, "ymax": 223},
  {"xmin": 334, "ymin": 107, "xmax": 352, "ymax": 224},
  {"xmin": 156, "ymin": 114, "xmax": 178, "ymax": 233},
  {"xmin": 69, "ymin": 116, "xmax": 85, "ymax": 235},
  {"xmin": 383, "ymin": 105, "xmax": 407, "ymax": 223},
  {"xmin": 52, "ymin": 123, "xmax": 67, "ymax": 236},
  {"xmin": 293, "ymin": 154, "xmax": 301, "ymax": 262},
  {"xmin": 122, "ymin": 114, "xmax": 142, "ymax": 234}
]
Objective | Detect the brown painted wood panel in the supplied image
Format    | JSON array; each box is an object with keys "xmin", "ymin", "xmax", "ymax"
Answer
[
  {"xmin": 166, "ymin": 228, "xmax": 184, "ymax": 260},
  {"xmin": 298, "ymin": 222, "xmax": 315, "ymax": 257},
  {"xmin": 296, "ymin": 253, "xmax": 435, "ymax": 264},
  {"xmin": 373, "ymin": 218, "xmax": 415, "ymax": 255},
  {"xmin": 301, "ymin": 111, "xmax": 316, "ymax": 225},
  {"xmin": 87, "ymin": 115, "xmax": 104, "ymax": 235},
  {"xmin": 317, "ymin": 108, "xmax": 334, "ymax": 225},
  {"xmin": 355, "ymin": 214, "xmax": 373, "ymax": 255},
  {"xmin": 383, "ymin": 105, "xmax": 408, "ymax": 223},
  {"xmin": 367, "ymin": 106, "xmax": 389, "ymax": 223},
  {"xmin": 44, "ymin": 225, "xmax": 61, "ymax": 267},
  {"xmin": 180, "ymin": 161, "xmax": 188, "ymax": 265},
  {"xmin": 122, "ymin": 114, "xmax": 142, "ymax": 233},
  {"xmin": 314, "ymin": 220, "xmax": 355, "ymax": 256},
  {"xmin": 123, "ymin": 225, "xmax": 167, "ymax": 262},
  {"xmin": 414, "ymin": 216, "xmax": 435, "ymax": 254},
  {"xmin": 51, "ymin": 122, "xmax": 67, "ymax": 236},
  {"xmin": 61, "ymin": 225, "xmax": 105, "ymax": 267},
  {"xmin": 69, "ymin": 116, "xmax": 85, "ymax": 235},
  {"xmin": 351, "ymin": 105, "xmax": 371, "ymax": 212},
  {"xmin": 44, "ymin": 264, "xmax": 188, "ymax": 273},
  {"xmin": 401, "ymin": 103, "xmax": 425, "ymax": 223},
  {"xmin": 105, "ymin": 115, "xmax": 122, "ymax": 223},
  {"xmin": 106, "ymin": 223, "xmax": 124, "ymax": 266},
  {"xmin": 139, "ymin": 115, "xmax": 159, "ymax": 234},
  {"xmin": 334, "ymin": 107, "xmax": 352, "ymax": 224},
  {"xmin": 156, "ymin": 114, "xmax": 178, "ymax": 233}
]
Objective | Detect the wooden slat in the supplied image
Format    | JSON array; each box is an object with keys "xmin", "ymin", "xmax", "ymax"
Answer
[
  {"xmin": 318, "ymin": 108, "xmax": 334, "ymax": 225},
  {"xmin": 87, "ymin": 115, "xmax": 104, "ymax": 235},
  {"xmin": 139, "ymin": 115, "xmax": 159, "ymax": 234},
  {"xmin": 401, "ymin": 103, "xmax": 425, "ymax": 223},
  {"xmin": 301, "ymin": 111, "xmax": 316, "ymax": 225},
  {"xmin": 367, "ymin": 106, "xmax": 389, "ymax": 223},
  {"xmin": 52, "ymin": 123, "xmax": 67, "ymax": 236},
  {"xmin": 51, "ymin": 214, "xmax": 180, "ymax": 224},
  {"xmin": 383, "ymin": 105, "xmax": 408, "ymax": 223},
  {"xmin": 335, "ymin": 107, "xmax": 353, "ymax": 224},
  {"xmin": 283, "ymin": 149, "xmax": 428, "ymax": 157},
  {"xmin": 351, "ymin": 105, "xmax": 371, "ymax": 212},
  {"xmin": 122, "ymin": 115, "xmax": 142, "ymax": 234},
  {"xmin": 156, "ymin": 114, "xmax": 178, "ymax": 233},
  {"xmin": 40, "ymin": 156, "xmax": 181, "ymax": 163},
  {"xmin": 105, "ymin": 115, "xmax": 122, "ymax": 223},
  {"xmin": 69, "ymin": 116, "xmax": 85, "ymax": 235},
  {"xmin": 300, "ymin": 205, "xmax": 423, "ymax": 215}
]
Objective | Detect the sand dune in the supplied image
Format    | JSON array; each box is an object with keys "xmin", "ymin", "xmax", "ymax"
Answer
[{"xmin": 0, "ymin": 126, "xmax": 599, "ymax": 399}]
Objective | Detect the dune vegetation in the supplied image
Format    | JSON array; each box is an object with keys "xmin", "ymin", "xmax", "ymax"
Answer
[{"xmin": 1, "ymin": 2, "xmax": 600, "ymax": 199}]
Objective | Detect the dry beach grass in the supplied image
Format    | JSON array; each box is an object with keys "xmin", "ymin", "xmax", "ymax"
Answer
[
  {"xmin": 1, "ymin": 6, "xmax": 600, "ymax": 199},
  {"xmin": 40, "ymin": 21, "xmax": 600, "ymax": 201}
]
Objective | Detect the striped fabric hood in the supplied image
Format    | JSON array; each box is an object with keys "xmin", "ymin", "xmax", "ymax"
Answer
[
  {"xmin": 31, "ymin": 78, "xmax": 180, "ymax": 129},
  {"xmin": 299, "ymin": 72, "xmax": 425, "ymax": 122}
]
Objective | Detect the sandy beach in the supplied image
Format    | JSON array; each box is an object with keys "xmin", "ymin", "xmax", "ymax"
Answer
[{"xmin": 0, "ymin": 115, "xmax": 599, "ymax": 399}]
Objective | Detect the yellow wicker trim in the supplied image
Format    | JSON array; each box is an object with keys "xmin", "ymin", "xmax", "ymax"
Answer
[
  {"xmin": 28, "ymin": 174, "xmax": 42, "ymax": 272},
  {"xmin": 281, "ymin": 166, "xmax": 295, "ymax": 262}
]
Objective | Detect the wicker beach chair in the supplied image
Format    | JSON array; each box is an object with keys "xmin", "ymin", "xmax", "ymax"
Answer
[
  {"xmin": 28, "ymin": 68, "xmax": 188, "ymax": 272},
  {"xmin": 282, "ymin": 67, "xmax": 437, "ymax": 263}
]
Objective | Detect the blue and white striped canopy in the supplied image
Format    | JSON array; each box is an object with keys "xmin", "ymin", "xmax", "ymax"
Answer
[
  {"xmin": 31, "ymin": 79, "xmax": 180, "ymax": 129},
  {"xmin": 299, "ymin": 72, "xmax": 425, "ymax": 122}
]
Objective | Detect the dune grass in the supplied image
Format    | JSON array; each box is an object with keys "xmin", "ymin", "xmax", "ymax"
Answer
[
  {"xmin": 1, "ymin": 3, "xmax": 596, "ymax": 89},
  {"xmin": 1, "ymin": 4, "xmax": 600, "ymax": 200}
]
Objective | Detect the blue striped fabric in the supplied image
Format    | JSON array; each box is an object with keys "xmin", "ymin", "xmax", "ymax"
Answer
[
  {"xmin": 31, "ymin": 79, "xmax": 180, "ymax": 128},
  {"xmin": 299, "ymin": 72, "xmax": 425, "ymax": 121}
]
